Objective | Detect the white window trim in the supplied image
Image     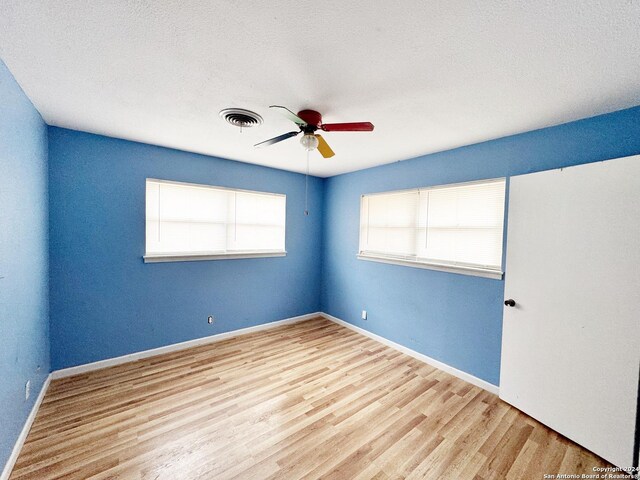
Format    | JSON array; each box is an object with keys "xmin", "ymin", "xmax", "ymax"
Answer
[
  {"xmin": 144, "ymin": 251, "xmax": 287, "ymax": 263},
  {"xmin": 144, "ymin": 178, "xmax": 287, "ymax": 262},
  {"xmin": 146, "ymin": 178, "xmax": 288, "ymax": 197},
  {"xmin": 357, "ymin": 178, "xmax": 506, "ymax": 279},
  {"xmin": 357, "ymin": 253, "xmax": 503, "ymax": 279}
]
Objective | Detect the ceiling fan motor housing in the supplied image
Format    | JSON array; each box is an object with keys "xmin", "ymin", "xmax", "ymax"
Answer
[{"xmin": 298, "ymin": 110, "xmax": 322, "ymax": 132}]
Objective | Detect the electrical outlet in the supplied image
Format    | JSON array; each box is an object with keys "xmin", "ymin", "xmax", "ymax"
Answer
[
  {"xmin": 207, "ymin": 315, "xmax": 214, "ymax": 324},
  {"xmin": 361, "ymin": 310, "xmax": 367, "ymax": 320},
  {"xmin": 25, "ymin": 380, "xmax": 30, "ymax": 401}
]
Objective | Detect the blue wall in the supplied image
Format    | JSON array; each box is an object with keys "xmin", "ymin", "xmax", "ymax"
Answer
[
  {"xmin": 321, "ymin": 106, "xmax": 640, "ymax": 386},
  {"xmin": 48, "ymin": 128, "xmax": 324, "ymax": 370},
  {"xmin": 0, "ymin": 60, "xmax": 50, "ymax": 471}
]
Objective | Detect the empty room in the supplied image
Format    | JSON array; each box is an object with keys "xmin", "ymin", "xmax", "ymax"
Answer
[{"xmin": 1, "ymin": 2, "xmax": 639, "ymax": 479}]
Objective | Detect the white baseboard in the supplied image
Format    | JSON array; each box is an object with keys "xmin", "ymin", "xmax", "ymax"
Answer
[
  {"xmin": 320, "ymin": 313, "xmax": 500, "ymax": 395},
  {"xmin": 1, "ymin": 374, "xmax": 51, "ymax": 480},
  {"xmin": 50, "ymin": 310, "xmax": 499, "ymax": 393},
  {"xmin": 51, "ymin": 312, "xmax": 321, "ymax": 380}
]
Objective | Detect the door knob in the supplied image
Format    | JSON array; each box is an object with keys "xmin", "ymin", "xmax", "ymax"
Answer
[{"xmin": 504, "ymin": 299, "xmax": 516, "ymax": 307}]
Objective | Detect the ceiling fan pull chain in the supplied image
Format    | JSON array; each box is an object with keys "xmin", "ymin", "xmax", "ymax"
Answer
[{"xmin": 305, "ymin": 150, "xmax": 309, "ymax": 216}]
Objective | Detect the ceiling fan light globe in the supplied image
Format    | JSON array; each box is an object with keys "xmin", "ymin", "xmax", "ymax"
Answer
[{"xmin": 300, "ymin": 134, "xmax": 319, "ymax": 151}]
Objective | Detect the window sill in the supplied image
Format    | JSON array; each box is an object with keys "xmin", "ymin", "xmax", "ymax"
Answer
[
  {"xmin": 144, "ymin": 251, "xmax": 287, "ymax": 263},
  {"xmin": 357, "ymin": 254, "xmax": 503, "ymax": 279}
]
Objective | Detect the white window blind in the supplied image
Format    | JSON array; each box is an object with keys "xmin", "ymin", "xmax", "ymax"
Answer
[
  {"xmin": 359, "ymin": 179, "xmax": 506, "ymax": 276},
  {"xmin": 145, "ymin": 179, "xmax": 286, "ymax": 261}
]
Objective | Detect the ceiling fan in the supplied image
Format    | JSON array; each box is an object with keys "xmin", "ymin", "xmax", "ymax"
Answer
[{"xmin": 255, "ymin": 106, "xmax": 374, "ymax": 158}]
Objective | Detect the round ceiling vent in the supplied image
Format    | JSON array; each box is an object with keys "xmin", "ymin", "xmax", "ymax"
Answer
[{"xmin": 219, "ymin": 108, "xmax": 263, "ymax": 129}]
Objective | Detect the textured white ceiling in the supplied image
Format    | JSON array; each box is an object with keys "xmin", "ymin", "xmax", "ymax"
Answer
[{"xmin": 1, "ymin": 1, "xmax": 639, "ymax": 177}]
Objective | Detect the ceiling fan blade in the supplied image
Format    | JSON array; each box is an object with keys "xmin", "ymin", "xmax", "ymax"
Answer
[
  {"xmin": 269, "ymin": 105, "xmax": 308, "ymax": 127},
  {"xmin": 254, "ymin": 131, "xmax": 299, "ymax": 148},
  {"xmin": 320, "ymin": 122, "xmax": 374, "ymax": 132},
  {"xmin": 315, "ymin": 134, "xmax": 335, "ymax": 158}
]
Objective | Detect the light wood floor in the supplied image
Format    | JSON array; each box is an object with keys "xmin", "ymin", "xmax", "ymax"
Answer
[{"xmin": 11, "ymin": 317, "xmax": 611, "ymax": 479}]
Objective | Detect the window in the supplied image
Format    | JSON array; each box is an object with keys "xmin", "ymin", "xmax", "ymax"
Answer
[
  {"xmin": 145, "ymin": 179, "xmax": 286, "ymax": 262},
  {"xmin": 358, "ymin": 179, "xmax": 506, "ymax": 278}
]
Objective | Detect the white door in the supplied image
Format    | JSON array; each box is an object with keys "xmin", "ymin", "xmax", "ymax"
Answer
[{"xmin": 500, "ymin": 155, "xmax": 640, "ymax": 469}]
